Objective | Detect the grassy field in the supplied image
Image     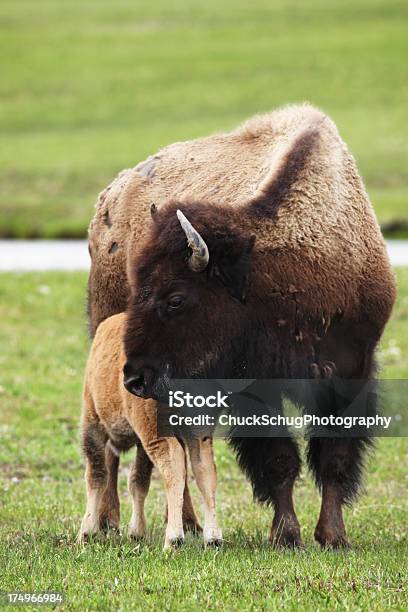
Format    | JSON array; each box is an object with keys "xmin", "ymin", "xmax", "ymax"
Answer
[
  {"xmin": 1, "ymin": 0, "xmax": 408, "ymax": 238},
  {"xmin": 0, "ymin": 269, "xmax": 407, "ymax": 610}
]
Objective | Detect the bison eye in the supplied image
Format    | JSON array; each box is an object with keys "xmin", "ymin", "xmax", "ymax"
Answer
[{"xmin": 167, "ymin": 294, "xmax": 185, "ymax": 312}]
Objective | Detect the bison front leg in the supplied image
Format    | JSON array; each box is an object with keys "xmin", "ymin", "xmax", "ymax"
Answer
[
  {"xmin": 267, "ymin": 438, "xmax": 303, "ymax": 548},
  {"xmin": 315, "ymin": 480, "xmax": 349, "ymax": 549},
  {"xmin": 186, "ymin": 437, "xmax": 222, "ymax": 547},
  {"xmin": 230, "ymin": 436, "xmax": 303, "ymax": 548}
]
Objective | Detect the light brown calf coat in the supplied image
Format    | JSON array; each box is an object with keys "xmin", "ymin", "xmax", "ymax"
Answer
[{"xmin": 79, "ymin": 313, "xmax": 222, "ymax": 549}]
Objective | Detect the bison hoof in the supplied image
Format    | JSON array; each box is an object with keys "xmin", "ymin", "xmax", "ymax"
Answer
[
  {"xmin": 270, "ymin": 531, "xmax": 304, "ymax": 549},
  {"xmin": 315, "ymin": 526, "xmax": 350, "ymax": 550},
  {"xmin": 270, "ymin": 514, "xmax": 303, "ymax": 549}
]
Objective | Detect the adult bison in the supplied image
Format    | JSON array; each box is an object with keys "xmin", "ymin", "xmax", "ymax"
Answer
[{"xmin": 87, "ymin": 104, "xmax": 396, "ymax": 548}]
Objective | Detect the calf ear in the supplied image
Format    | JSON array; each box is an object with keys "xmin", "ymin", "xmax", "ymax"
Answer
[{"xmin": 211, "ymin": 235, "xmax": 255, "ymax": 302}]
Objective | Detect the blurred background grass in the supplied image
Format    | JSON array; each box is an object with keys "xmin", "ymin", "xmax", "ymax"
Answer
[{"xmin": 1, "ymin": 0, "xmax": 407, "ymax": 238}]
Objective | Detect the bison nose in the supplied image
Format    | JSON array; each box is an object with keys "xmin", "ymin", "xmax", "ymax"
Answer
[{"xmin": 123, "ymin": 363, "xmax": 156, "ymax": 399}]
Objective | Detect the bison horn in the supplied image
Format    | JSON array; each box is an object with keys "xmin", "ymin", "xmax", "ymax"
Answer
[{"xmin": 176, "ymin": 209, "xmax": 209, "ymax": 272}]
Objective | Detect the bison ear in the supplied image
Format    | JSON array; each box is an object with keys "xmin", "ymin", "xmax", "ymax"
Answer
[{"xmin": 211, "ymin": 235, "xmax": 255, "ymax": 302}]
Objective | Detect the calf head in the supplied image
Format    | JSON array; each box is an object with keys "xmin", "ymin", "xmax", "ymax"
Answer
[{"xmin": 123, "ymin": 201, "xmax": 256, "ymax": 400}]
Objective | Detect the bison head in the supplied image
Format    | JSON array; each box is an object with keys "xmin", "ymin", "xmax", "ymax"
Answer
[
  {"xmin": 123, "ymin": 200, "xmax": 257, "ymax": 400},
  {"xmin": 120, "ymin": 124, "xmax": 336, "ymax": 398}
]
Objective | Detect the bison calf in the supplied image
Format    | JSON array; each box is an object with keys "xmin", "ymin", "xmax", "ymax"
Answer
[{"xmin": 78, "ymin": 313, "xmax": 222, "ymax": 549}]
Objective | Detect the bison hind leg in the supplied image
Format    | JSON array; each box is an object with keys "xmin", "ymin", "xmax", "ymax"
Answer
[{"xmin": 306, "ymin": 351, "xmax": 377, "ymax": 549}]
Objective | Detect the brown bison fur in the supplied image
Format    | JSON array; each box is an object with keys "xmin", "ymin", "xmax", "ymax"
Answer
[
  {"xmin": 87, "ymin": 104, "xmax": 396, "ymax": 549},
  {"xmin": 79, "ymin": 313, "xmax": 222, "ymax": 549},
  {"xmin": 88, "ymin": 103, "xmax": 394, "ymax": 337}
]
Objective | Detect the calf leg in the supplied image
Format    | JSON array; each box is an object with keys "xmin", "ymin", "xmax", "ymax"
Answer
[
  {"xmin": 127, "ymin": 404, "xmax": 192, "ymax": 549},
  {"xmin": 165, "ymin": 475, "xmax": 202, "ymax": 533},
  {"xmin": 186, "ymin": 437, "xmax": 222, "ymax": 546},
  {"xmin": 164, "ymin": 440, "xmax": 202, "ymax": 533},
  {"xmin": 78, "ymin": 421, "xmax": 108, "ymax": 541},
  {"xmin": 182, "ymin": 481, "xmax": 202, "ymax": 533},
  {"xmin": 127, "ymin": 403, "xmax": 186, "ymax": 549},
  {"xmin": 147, "ymin": 437, "xmax": 186, "ymax": 549},
  {"xmin": 128, "ymin": 444, "xmax": 153, "ymax": 539},
  {"xmin": 99, "ymin": 444, "xmax": 120, "ymax": 531}
]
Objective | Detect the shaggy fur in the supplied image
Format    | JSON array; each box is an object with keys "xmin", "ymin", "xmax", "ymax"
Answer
[
  {"xmin": 87, "ymin": 104, "xmax": 396, "ymax": 548},
  {"xmin": 88, "ymin": 103, "xmax": 394, "ymax": 336}
]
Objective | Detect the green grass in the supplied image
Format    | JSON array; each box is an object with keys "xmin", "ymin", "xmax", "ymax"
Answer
[
  {"xmin": 0, "ymin": 269, "xmax": 407, "ymax": 610},
  {"xmin": 1, "ymin": 0, "xmax": 408, "ymax": 238}
]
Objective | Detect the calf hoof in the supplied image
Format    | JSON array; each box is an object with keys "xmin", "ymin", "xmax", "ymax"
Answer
[
  {"xmin": 100, "ymin": 518, "xmax": 120, "ymax": 534},
  {"xmin": 128, "ymin": 515, "xmax": 146, "ymax": 540},
  {"xmin": 129, "ymin": 533, "xmax": 144, "ymax": 542},
  {"xmin": 77, "ymin": 531, "xmax": 90, "ymax": 544},
  {"xmin": 315, "ymin": 525, "xmax": 350, "ymax": 550},
  {"xmin": 204, "ymin": 527, "xmax": 223, "ymax": 548},
  {"xmin": 164, "ymin": 536, "xmax": 185, "ymax": 551},
  {"xmin": 77, "ymin": 528, "xmax": 100, "ymax": 544},
  {"xmin": 128, "ymin": 528, "xmax": 145, "ymax": 541},
  {"xmin": 78, "ymin": 515, "xmax": 100, "ymax": 543},
  {"xmin": 205, "ymin": 538, "xmax": 223, "ymax": 548}
]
